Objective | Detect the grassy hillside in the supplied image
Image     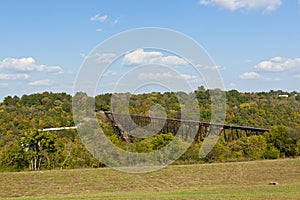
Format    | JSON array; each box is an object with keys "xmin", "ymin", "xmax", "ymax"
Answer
[{"xmin": 1, "ymin": 158, "xmax": 299, "ymax": 199}]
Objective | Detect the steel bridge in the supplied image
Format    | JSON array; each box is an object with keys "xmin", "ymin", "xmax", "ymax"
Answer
[{"xmin": 103, "ymin": 111, "xmax": 269, "ymax": 143}]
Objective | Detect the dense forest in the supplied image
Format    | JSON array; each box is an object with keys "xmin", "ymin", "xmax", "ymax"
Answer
[{"xmin": 0, "ymin": 88, "xmax": 300, "ymax": 171}]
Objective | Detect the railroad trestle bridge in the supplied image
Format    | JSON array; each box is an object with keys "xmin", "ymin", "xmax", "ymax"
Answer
[{"xmin": 103, "ymin": 111, "xmax": 269, "ymax": 143}]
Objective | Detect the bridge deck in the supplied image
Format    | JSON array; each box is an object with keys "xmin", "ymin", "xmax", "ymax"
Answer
[{"xmin": 103, "ymin": 111, "xmax": 269, "ymax": 133}]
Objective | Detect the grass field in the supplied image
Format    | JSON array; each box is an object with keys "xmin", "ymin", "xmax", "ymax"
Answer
[{"xmin": 1, "ymin": 158, "xmax": 300, "ymax": 199}]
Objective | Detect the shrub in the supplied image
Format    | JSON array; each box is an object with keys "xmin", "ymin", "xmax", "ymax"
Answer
[
  {"xmin": 265, "ymin": 126, "xmax": 299, "ymax": 157},
  {"xmin": 264, "ymin": 144, "xmax": 280, "ymax": 159},
  {"xmin": 228, "ymin": 140, "xmax": 244, "ymax": 160},
  {"xmin": 296, "ymin": 140, "xmax": 300, "ymax": 156},
  {"xmin": 243, "ymin": 135, "xmax": 267, "ymax": 159},
  {"xmin": 205, "ymin": 140, "xmax": 230, "ymax": 162}
]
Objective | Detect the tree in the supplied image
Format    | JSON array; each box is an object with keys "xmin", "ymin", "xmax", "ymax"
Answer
[
  {"xmin": 0, "ymin": 140, "xmax": 27, "ymax": 171},
  {"xmin": 205, "ymin": 140, "xmax": 230, "ymax": 162},
  {"xmin": 243, "ymin": 135, "xmax": 267, "ymax": 159},
  {"xmin": 265, "ymin": 126, "xmax": 299, "ymax": 157},
  {"xmin": 23, "ymin": 130, "xmax": 56, "ymax": 170},
  {"xmin": 264, "ymin": 144, "xmax": 280, "ymax": 159},
  {"xmin": 151, "ymin": 133, "xmax": 174, "ymax": 150},
  {"xmin": 296, "ymin": 140, "xmax": 300, "ymax": 156}
]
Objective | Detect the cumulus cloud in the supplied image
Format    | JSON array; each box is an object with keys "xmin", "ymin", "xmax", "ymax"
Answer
[
  {"xmin": 254, "ymin": 57, "xmax": 300, "ymax": 72},
  {"xmin": 0, "ymin": 73, "xmax": 29, "ymax": 80},
  {"xmin": 123, "ymin": 48, "xmax": 188, "ymax": 66},
  {"xmin": 239, "ymin": 72, "xmax": 261, "ymax": 79},
  {"xmin": 179, "ymin": 74, "xmax": 203, "ymax": 83},
  {"xmin": 28, "ymin": 79, "xmax": 52, "ymax": 86},
  {"xmin": 90, "ymin": 14, "xmax": 107, "ymax": 22},
  {"xmin": 239, "ymin": 56, "xmax": 300, "ymax": 81},
  {"xmin": 80, "ymin": 53, "xmax": 117, "ymax": 63},
  {"xmin": 0, "ymin": 57, "xmax": 63, "ymax": 74},
  {"xmin": 199, "ymin": 0, "xmax": 282, "ymax": 12},
  {"xmin": 90, "ymin": 53, "xmax": 117, "ymax": 64}
]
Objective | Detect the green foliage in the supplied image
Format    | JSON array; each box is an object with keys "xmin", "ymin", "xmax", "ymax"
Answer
[
  {"xmin": 296, "ymin": 140, "xmax": 300, "ymax": 156},
  {"xmin": 205, "ymin": 140, "xmax": 230, "ymax": 162},
  {"xmin": 264, "ymin": 144, "xmax": 280, "ymax": 159},
  {"xmin": 0, "ymin": 140, "xmax": 27, "ymax": 171},
  {"xmin": 0, "ymin": 89, "xmax": 299, "ymax": 171},
  {"xmin": 265, "ymin": 126, "xmax": 299, "ymax": 157},
  {"xmin": 151, "ymin": 133, "xmax": 174, "ymax": 150},
  {"xmin": 243, "ymin": 135, "xmax": 267, "ymax": 159},
  {"xmin": 227, "ymin": 140, "xmax": 245, "ymax": 160},
  {"xmin": 179, "ymin": 142, "xmax": 203, "ymax": 163},
  {"xmin": 23, "ymin": 130, "xmax": 56, "ymax": 170}
]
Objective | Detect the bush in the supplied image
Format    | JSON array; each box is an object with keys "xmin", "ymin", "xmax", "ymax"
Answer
[
  {"xmin": 264, "ymin": 144, "xmax": 280, "ymax": 159},
  {"xmin": 243, "ymin": 135, "xmax": 267, "ymax": 159},
  {"xmin": 296, "ymin": 140, "xmax": 300, "ymax": 156},
  {"xmin": 265, "ymin": 126, "xmax": 299, "ymax": 157},
  {"xmin": 179, "ymin": 142, "xmax": 202, "ymax": 162},
  {"xmin": 205, "ymin": 140, "xmax": 230, "ymax": 162},
  {"xmin": 228, "ymin": 140, "xmax": 244, "ymax": 161}
]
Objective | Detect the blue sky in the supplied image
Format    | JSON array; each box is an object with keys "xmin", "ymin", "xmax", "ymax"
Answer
[{"xmin": 0, "ymin": 0, "xmax": 300, "ymax": 100}]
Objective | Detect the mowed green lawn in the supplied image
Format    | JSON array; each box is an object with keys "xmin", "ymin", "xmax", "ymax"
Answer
[{"xmin": 1, "ymin": 158, "xmax": 300, "ymax": 200}]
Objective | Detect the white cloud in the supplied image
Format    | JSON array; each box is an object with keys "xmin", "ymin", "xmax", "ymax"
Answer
[
  {"xmin": 161, "ymin": 56, "xmax": 188, "ymax": 65},
  {"xmin": 201, "ymin": 65, "xmax": 223, "ymax": 70},
  {"xmin": 239, "ymin": 72, "xmax": 261, "ymax": 79},
  {"xmin": 178, "ymin": 74, "xmax": 197, "ymax": 80},
  {"xmin": 123, "ymin": 48, "xmax": 188, "ymax": 66},
  {"xmin": 240, "ymin": 56, "xmax": 300, "ymax": 82},
  {"xmin": 103, "ymin": 70, "xmax": 117, "ymax": 76},
  {"xmin": 80, "ymin": 53, "xmax": 87, "ymax": 59},
  {"xmin": 96, "ymin": 28, "xmax": 102, "ymax": 32},
  {"xmin": 137, "ymin": 72, "xmax": 202, "ymax": 83},
  {"xmin": 199, "ymin": 0, "xmax": 282, "ymax": 12},
  {"xmin": 0, "ymin": 57, "xmax": 63, "ymax": 74},
  {"xmin": 94, "ymin": 53, "xmax": 116, "ymax": 64},
  {"xmin": 138, "ymin": 72, "xmax": 173, "ymax": 80},
  {"xmin": 90, "ymin": 14, "xmax": 107, "ymax": 22},
  {"xmin": 43, "ymin": 65, "xmax": 63, "ymax": 74},
  {"xmin": 177, "ymin": 73, "xmax": 203, "ymax": 83},
  {"xmin": 28, "ymin": 79, "xmax": 52, "ymax": 86},
  {"xmin": 80, "ymin": 53, "xmax": 117, "ymax": 64},
  {"xmin": 0, "ymin": 73, "xmax": 29, "ymax": 80},
  {"xmin": 254, "ymin": 57, "xmax": 300, "ymax": 72},
  {"xmin": 263, "ymin": 77, "xmax": 281, "ymax": 81},
  {"xmin": 81, "ymin": 53, "xmax": 116, "ymax": 64}
]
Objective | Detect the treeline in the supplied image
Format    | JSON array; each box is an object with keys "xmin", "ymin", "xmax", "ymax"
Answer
[
  {"xmin": 0, "ymin": 88, "xmax": 299, "ymax": 171},
  {"xmin": 0, "ymin": 92, "xmax": 101, "ymax": 171}
]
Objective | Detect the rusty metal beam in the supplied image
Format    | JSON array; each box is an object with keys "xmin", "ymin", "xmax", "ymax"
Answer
[{"xmin": 104, "ymin": 111, "xmax": 269, "ymax": 133}]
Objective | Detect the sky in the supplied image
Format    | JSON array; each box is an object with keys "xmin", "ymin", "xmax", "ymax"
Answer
[{"xmin": 0, "ymin": 0, "xmax": 300, "ymax": 100}]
